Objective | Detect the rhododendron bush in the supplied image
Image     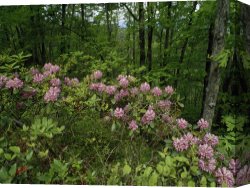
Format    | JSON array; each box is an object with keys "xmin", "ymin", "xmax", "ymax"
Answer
[{"xmin": 0, "ymin": 64, "xmax": 249, "ymax": 186}]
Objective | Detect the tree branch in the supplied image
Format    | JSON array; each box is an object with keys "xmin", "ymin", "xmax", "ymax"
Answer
[{"xmin": 121, "ymin": 3, "xmax": 139, "ymax": 22}]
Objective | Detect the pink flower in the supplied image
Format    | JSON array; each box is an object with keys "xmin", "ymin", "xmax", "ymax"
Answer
[
  {"xmin": 183, "ymin": 132, "xmax": 194, "ymax": 143},
  {"xmin": 130, "ymin": 87, "xmax": 139, "ymax": 96},
  {"xmin": 140, "ymin": 82, "xmax": 150, "ymax": 93},
  {"xmin": 50, "ymin": 65, "xmax": 60, "ymax": 74},
  {"xmin": 30, "ymin": 68, "xmax": 40, "ymax": 75},
  {"xmin": 105, "ymin": 85, "xmax": 117, "ymax": 95},
  {"xmin": 43, "ymin": 63, "xmax": 60, "ymax": 74},
  {"xmin": 64, "ymin": 77, "xmax": 79, "ymax": 86},
  {"xmin": 33, "ymin": 73, "xmax": 44, "ymax": 83},
  {"xmin": 50, "ymin": 78, "xmax": 61, "ymax": 87},
  {"xmin": 44, "ymin": 87, "xmax": 61, "ymax": 102},
  {"xmin": 151, "ymin": 87, "xmax": 162, "ymax": 96},
  {"xmin": 173, "ymin": 137, "xmax": 189, "ymax": 152},
  {"xmin": 236, "ymin": 165, "xmax": 250, "ymax": 186},
  {"xmin": 43, "ymin": 71, "xmax": 51, "ymax": 78},
  {"xmin": 119, "ymin": 89, "xmax": 129, "ymax": 98},
  {"xmin": 0, "ymin": 75, "xmax": 8, "ymax": 88},
  {"xmin": 197, "ymin": 118, "xmax": 209, "ymax": 129},
  {"xmin": 89, "ymin": 83, "xmax": 106, "ymax": 92},
  {"xmin": 117, "ymin": 74, "xmax": 126, "ymax": 81},
  {"xmin": 215, "ymin": 167, "xmax": 235, "ymax": 187},
  {"xmin": 165, "ymin": 86, "xmax": 174, "ymax": 95},
  {"xmin": 44, "ymin": 63, "xmax": 53, "ymax": 71},
  {"xmin": 198, "ymin": 144, "xmax": 214, "ymax": 159},
  {"xmin": 114, "ymin": 89, "xmax": 129, "ymax": 102},
  {"xmin": 183, "ymin": 132, "xmax": 200, "ymax": 146},
  {"xmin": 158, "ymin": 100, "xmax": 172, "ymax": 110},
  {"xmin": 119, "ymin": 77, "xmax": 129, "ymax": 88},
  {"xmin": 5, "ymin": 77, "xmax": 23, "ymax": 89},
  {"xmin": 114, "ymin": 107, "xmax": 124, "ymax": 119},
  {"xmin": 162, "ymin": 114, "xmax": 174, "ymax": 124},
  {"xmin": 199, "ymin": 158, "xmax": 216, "ymax": 173},
  {"xmin": 114, "ymin": 93, "xmax": 121, "ymax": 102},
  {"xmin": 141, "ymin": 106, "xmax": 155, "ymax": 125},
  {"xmin": 129, "ymin": 120, "xmax": 138, "ymax": 131},
  {"xmin": 176, "ymin": 118, "xmax": 188, "ymax": 129},
  {"xmin": 93, "ymin": 70, "xmax": 103, "ymax": 80},
  {"xmin": 229, "ymin": 159, "xmax": 241, "ymax": 175},
  {"xmin": 203, "ymin": 133, "xmax": 219, "ymax": 146}
]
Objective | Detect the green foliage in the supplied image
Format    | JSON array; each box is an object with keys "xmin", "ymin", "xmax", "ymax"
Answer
[
  {"xmin": 211, "ymin": 49, "xmax": 232, "ymax": 68},
  {"xmin": 0, "ymin": 52, "xmax": 31, "ymax": 74},
  {"xmin": 22, "ymin": 117, "xmax": 65, "ymax": 140}
]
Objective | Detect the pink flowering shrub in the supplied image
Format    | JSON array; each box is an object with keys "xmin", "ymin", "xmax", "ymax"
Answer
[{"xmin": 0, "ymin": 67, "xmax": 248, "ymax": 187}]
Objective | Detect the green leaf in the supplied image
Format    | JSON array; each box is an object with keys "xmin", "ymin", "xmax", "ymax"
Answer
[
  {"xmin": 156, "ymin": 164, "xmax": 163, "ymax": 174},
  {"xmin": 188, "ymin": 180, "xmax": 195, "ymax": 187},
  {"xmin": 4, "ymin": 153, "xmax": 12, "ymax": 160},
  {"xmin": 181, "ymin": 171, "xmax": 188, "ymax": 179},
  {"xmin": 210, "ymin": 181, "xmax": 216, "ymax": 187},
  {"xmin": 26, "ymin": 150, "xmax": 33, "ymax": 161},
  {"xmin": 200, "ymin": 176, "xmax": 207, "ymax": 187},
  {"xmin": 9, "ymin": 164, "xmax": 17, "ymax": 176},
  {"xmin": 9, "ymin": 146, "xmax": 20, "ymax": 154},
  {"xmin": 111, "ymin": 122, "xmax": 116, "ymax": 132},
  {"xmin": 123, "ymin": 164, "xmax": 131, "ymax": 175},
  {"xmin": 190, "ymin": 166, "xmax": 199, "ymax": 176},
  {"xmin": 38, "ymin": 150, "xmax": 48, "ymax": 158},
  {"xmin": 148, "ymin": 171, "xmax": 158, "ymax": 186},
  {"xmin": 0, "ymin": 148, "xmax": 3, "ymax": 155}
]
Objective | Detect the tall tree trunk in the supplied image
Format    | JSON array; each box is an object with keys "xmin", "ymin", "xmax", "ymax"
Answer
[
  {"xmin": 175, "ymin": 2, "xmax": 197, "ymax": 88},
  {"xmin": 133, "ymin": 17, "xmax": 136, "ymax": 65},
  {"xmin": 201, "ymin": 23, "xmax": 214, "ymax": 117},
  {"xmin": 139, "ymin": 2, "xmax": 145, "ymax": 67},
  {"xmin": 241, "ymin": 3, "xmax": 250, "ymax": 56},
  {"xmin": 202, "ymin": 0, "xmax": 229, "ymax": 127},
  {"xmin": 163, "ymin": 2, "xmax": 171, "ymax": 66},
  {"xmin": 81, "ymin": 4, "xmax": 86, "ymax": 41},
  {"xmin": 105, "ymin": 4, "xmax": 112, "ymax": 43},
  {"xmin": 147, "ymin": 2, "xmax": 153, "ymax": 71},
  {"xmin": 61, "ymin": 4, "xmax": 67, "ymax": 53}
]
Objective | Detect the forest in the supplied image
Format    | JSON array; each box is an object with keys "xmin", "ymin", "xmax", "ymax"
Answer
[{"xmin": 0, "ymin": 0, "xmax": 250, "ymax": 186}]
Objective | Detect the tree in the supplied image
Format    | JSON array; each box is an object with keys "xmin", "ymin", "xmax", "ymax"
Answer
[
  {"xmin": 202, "ymin": 0, "xmax": 229, "ymax": 127},
  {"xmin": 139, "ymin": 2, "xmax": 145, "ymax": 67},
  {"xmin": 147, "ymin": 2, "xmax": 154, "ymax": 71}
]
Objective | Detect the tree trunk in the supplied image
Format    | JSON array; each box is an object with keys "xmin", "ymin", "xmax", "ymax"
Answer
[
  {"xmin": 201, "ymin": 23, "xmax": 214, "ymax": 117},
  {"xmin": 163, "ymin": 2, "xmax": 171, "ymax": 66},
  {"xmin": 81, "ymin": 4, "xmax": 86, "ymax": 41},
  {"xmin": 175, "ymin": 1, "xmax": 197, "ymax": 88},
  {"xmin": 147, "ymin": 2, "xmax": 153, "ymax": 71},
  {"xmin": 139, "ymin": 2, "xmax": 145, "ymax": 67},
  {"xmin": 61, "ymin": 4, "xmax": 67, "ymax": 53},
  {"xmin": 105, "ymin": 4, "xmax": 112, "ymax": 43},
  {"xmin": 202, "ymin": 0, "xmax": 229, "ymax": 127},
  {"xmin": 133, "ymin": 17, "xmax": 136, "ymax": 65}
]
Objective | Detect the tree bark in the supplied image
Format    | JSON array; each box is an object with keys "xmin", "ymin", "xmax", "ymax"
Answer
[
  {"xmin": 81, "ymin": 4, "xmax": 86, "ymax": 41},
  {"xmin": 147, "ymin": 2, "xmax": 153, "ymax": 71},
  {"xmin": 202, "ymin": 0, "xmax": 229, "ymax": 127},
  {"xmin": 105, "ymin": 4, "xmax": 112, "ymax": 42},
  {"xmin": 201, "ymin": 23, "xmax": 214, "ymax": 117},
  {"xmin": 139, "ymin": 2, "xmax": 145, "ymax": 67},
  {"xmin": 163, "ymin": 2, "xmax": 171, "ymax": 66},
  {"xmin": 61, "ymin": 4, "xmax": 67, "ymax": 53}
]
